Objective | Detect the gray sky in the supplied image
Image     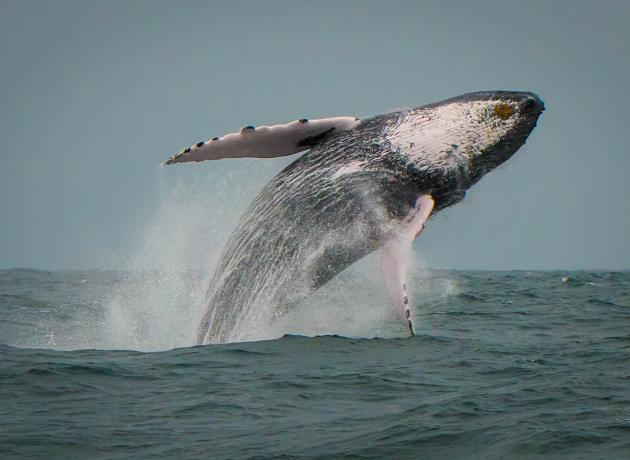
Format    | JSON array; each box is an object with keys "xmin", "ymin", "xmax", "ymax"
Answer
[{"xmin": 1, "ymin": 0, "xmax": 629, "ymax": 270}]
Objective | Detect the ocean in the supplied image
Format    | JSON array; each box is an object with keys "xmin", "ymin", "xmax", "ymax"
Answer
[{"xmin": 0, "ymin": 268, "xmax": 628, "ymax": 459}]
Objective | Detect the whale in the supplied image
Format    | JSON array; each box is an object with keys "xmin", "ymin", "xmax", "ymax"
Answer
[{"xmin": 165, "ymin": 90, "xmax": 544, "ymax": 344}]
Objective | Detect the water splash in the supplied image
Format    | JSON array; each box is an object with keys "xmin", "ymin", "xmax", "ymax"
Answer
[
  {"xmin": 102, "ymin": 188, "xmax": 213, "ymax": 350},
  {"xmin": 72, "ymin": 163, "xmax": 456, "ymax": 351},
  {"xmin": 100, "ymin": 166, "xmax": 258, "ymax": 351}
]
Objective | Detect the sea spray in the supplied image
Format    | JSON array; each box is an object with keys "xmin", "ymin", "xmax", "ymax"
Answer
[
  {"xmin": 25, "ymin": 161, "xmax": 454, "ymax": 351},
  {"xmin": 102, "ymin": 183, "xmax": 216, "ymax": 351},
  {"xmin": 101, "ymin": 159, "xmax": 291, "ymax": 351}
]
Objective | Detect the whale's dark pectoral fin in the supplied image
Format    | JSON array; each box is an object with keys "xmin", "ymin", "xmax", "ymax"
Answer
[
  {"xmin": 164, "ymin": 116, "xmax": 360, "ymax": 165},
  {"xmin": 380, "ymin": 195, "xmax": 434, "ymax": 337}
]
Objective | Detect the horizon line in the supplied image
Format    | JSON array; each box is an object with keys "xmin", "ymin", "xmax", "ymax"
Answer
[{"xmin": 1, "ymin": 266, "xmax": 629, "ymax": 273}]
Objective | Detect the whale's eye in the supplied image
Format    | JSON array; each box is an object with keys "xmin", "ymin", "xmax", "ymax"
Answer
[{"xmin": 493, "ymin": 103, "xmax": 513, "ymax": 120}]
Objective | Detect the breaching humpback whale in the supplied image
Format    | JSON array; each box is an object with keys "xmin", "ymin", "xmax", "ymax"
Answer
[{"xmin": 165, "ymin": 91, "xmax": 544, "ymax": 344}]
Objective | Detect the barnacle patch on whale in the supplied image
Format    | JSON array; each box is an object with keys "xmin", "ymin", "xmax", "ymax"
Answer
[{"xmin": 493, "ymin": 103, "xmax": 513, "ymax": 120}]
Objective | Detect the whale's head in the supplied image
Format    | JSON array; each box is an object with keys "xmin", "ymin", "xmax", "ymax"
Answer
[
  {"xmin": 452, "ymin": 91, "xmax": 545, "ymax": 183},
  {"xmin": 388, "ymin": 90, "xmax": 544, "ymax": 194}
]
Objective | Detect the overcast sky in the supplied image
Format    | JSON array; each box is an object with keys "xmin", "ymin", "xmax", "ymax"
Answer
[{"xmin": 1, "ymin": 0, "xmax": 629, "ymax": 270}]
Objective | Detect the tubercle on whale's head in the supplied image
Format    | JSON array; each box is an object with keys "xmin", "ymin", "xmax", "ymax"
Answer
[{"xmin": 387, "ymin": 90, "xmax": 544, "ymax": 188}]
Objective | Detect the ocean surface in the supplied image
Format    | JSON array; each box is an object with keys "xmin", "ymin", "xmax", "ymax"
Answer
[{"xmin": 0, "ymin": 268, "xmax": 629, "ymax": 459}]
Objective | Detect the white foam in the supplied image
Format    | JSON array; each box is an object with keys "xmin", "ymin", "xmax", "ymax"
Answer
[{"xmin": 98, "ymin": 167, "xmax": 258, "ymax": 351}]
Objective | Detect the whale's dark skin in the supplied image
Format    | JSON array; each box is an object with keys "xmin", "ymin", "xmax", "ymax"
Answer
[{"xmin": 192, "ymin": 91, "xmax": 544, "ymax": 344}]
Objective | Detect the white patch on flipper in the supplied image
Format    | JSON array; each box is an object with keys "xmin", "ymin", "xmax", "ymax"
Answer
[{"xmin": 165, "ymin": 117, "xmax": 360, "ymax": 164}]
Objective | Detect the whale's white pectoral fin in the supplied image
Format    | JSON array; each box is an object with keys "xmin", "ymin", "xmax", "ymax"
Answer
[
  {"xmin": 164, "ymin": 116, "xmax": 360, "ymax": 165},
  {"xmin": 380, "ymin": 195, "xmax": 434, "ymax": 336}
]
